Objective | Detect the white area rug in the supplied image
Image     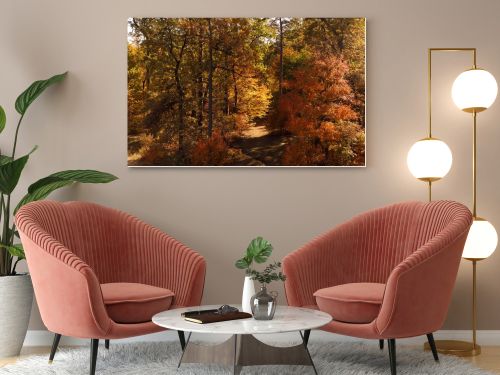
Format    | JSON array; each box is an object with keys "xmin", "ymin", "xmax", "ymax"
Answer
[{"xmin": 0, "ymin": 341, "xmax": 494, "ymax": 374}]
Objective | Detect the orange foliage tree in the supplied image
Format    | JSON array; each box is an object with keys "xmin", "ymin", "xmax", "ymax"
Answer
[
  {"xmin": 280, "ymin": 53, "xmax": 364, "ymax": 166},
  {"xmin": 190, "ymin": 131, "xmax": 229, "ymax": 166}
]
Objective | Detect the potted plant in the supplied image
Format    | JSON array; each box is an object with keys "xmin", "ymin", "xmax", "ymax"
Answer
[
  {"xmin": 235, "ymin": 237, "xmax": 286, "ymax": 318},
  {"xmin": 0, "ymin": 72, "xmax": 117, "ymax": 358},
  {"xmin": 235, "ymin": 237, "xmax": 273, "ymax": 313}
]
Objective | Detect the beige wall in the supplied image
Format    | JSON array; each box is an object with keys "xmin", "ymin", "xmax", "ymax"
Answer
[{"xmin": 2, "ymin": 0, "xmax": 500, "ymax": 331}]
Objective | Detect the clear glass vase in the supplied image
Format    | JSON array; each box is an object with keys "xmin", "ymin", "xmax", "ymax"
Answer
[{"xmin": 250, "ymin": 285, "xmax": 278, "ymax": 320}]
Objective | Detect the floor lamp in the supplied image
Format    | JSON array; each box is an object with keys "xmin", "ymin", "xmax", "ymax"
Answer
[{"xmin": 407, "ymin": 48, "xmax": 498, "ymax": 357}]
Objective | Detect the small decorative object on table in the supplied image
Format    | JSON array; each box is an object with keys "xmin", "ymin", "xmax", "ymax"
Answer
[{"xmin": 249, "ymin": 261, "xmax": 286, "ymax": 320}]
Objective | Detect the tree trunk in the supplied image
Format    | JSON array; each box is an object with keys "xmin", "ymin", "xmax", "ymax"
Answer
[
  {"xmin": 224, "ymin": 87, "xmax": 230, "ymax": 116},
  {"xmin": 174, "ymin": 61, "xmax": 185, "ymax": 158},
  {"xmin": 232, "ymin": 66, "xmax": 238, "ymax": 112},
  {"xmin": 207, "ymin": 18, "xmax": 214, "ymax": 137},
  {"xmin": 279, "ymin": 17, "xmax": 284, "ymax": 97},
  {"xmin": 166, "ymin": 32, "xmax": 188, "ymax": 159},
  {"xmin": 224, "ymin": 54, "xmax": 230, "ymax": 116},
  {"xmin": 197, "ymin": 29, "xmax": 204, "ymax": 136}
]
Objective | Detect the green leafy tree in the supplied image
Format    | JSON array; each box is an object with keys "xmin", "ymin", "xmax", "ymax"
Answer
[{"xmin": 0, "ymin": 72, "xmax": 118, "ymax": 276}]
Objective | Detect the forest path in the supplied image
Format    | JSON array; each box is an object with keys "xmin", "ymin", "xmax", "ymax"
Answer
[
  {"xmin": 241, "ymin": 125, "xmax": 271, "ymax": 138},
  {"xmin": 230, "ymin": 125, "xmax": 291, "ymax": 166}
]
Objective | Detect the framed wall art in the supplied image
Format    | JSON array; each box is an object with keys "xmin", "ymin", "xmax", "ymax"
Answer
[{"xmin": 128, "ymin": 17, "xmax": 366, "ymax": 167}]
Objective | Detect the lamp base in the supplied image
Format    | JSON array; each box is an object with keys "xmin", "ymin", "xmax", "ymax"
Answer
[{"xmin": 423, "ymin": 340, "xmax": 481, "ymax": 357}]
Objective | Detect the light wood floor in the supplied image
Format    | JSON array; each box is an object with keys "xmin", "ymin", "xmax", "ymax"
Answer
[
  {"xmin": 2, "ymin": 345, "xmax": 500, "ymax": 372},
  {"xmin": 466, "ymin": 346, "xmax": 500, "ymax": 373}
]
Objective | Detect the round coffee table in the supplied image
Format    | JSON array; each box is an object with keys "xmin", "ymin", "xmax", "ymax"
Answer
[{"xmin": 153, "ymin": 305, "xmax": 331, "ymax": 374}]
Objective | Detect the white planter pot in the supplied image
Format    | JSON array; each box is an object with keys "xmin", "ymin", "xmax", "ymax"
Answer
[
  {"xmin": 241, "ymin": 276, "xmax": 255, "ymax": 313},
  {"xmin": 0, "ymin": 274, "xmax": 33, "ymax": 358}
]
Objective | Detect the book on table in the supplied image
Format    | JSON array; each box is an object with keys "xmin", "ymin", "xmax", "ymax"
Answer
[{"xmin": 182, "ymin": 309, "xmax": 252, "ymax": 324}]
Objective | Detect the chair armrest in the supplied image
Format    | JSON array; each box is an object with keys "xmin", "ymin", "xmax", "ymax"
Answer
[
  {"xmin": 126, "ymin": 219, "xmax": 206, "ymax": 307},
  {"xmin": 375, "ymin": 227, "xmax": 470, "ymax": 338},
  {"xmin": 283, "ymin": 220, "xmax": 358, "ymax": 307},
  {"xmin": 18, "ymin": 231, "xmax": 111, "ymax": 339}
]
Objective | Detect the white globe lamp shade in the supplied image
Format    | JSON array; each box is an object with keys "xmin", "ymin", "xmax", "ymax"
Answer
[
  {"xmin": 452, "ymin": 69, "xmax": 498, "ymax": 113},
  {"xmin": 462, "ymin": 218, "xmax": 498, "ymax": 259},
  {"xmin": 407, "ymin": 138, "xmax": 453, "ymax": 181}
]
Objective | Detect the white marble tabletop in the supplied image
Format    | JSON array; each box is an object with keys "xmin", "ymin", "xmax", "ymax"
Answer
[{"xmin": 152, "ymin": 305, "xmax": 332, "ymax": 335}]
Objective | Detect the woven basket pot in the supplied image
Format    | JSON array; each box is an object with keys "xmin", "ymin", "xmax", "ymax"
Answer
[{"xmin": 0, "ymin": 274, "xmax": 33, "ymax": 358}]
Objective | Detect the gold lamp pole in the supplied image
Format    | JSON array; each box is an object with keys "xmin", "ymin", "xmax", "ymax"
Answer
[
  {"xmin": 462, "ymin": 108, "xmax": 481, "ymax": 356},
  {"xmin": 420, "ymin": 48, "xmax": 498, "ymax": 357},
  {"xmin": 407, "ymin": 49, "xmax": 453, "ymax": 200}
]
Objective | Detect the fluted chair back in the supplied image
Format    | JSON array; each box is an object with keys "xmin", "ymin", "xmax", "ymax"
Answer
[{"xmin": 284, "ymin": 201, "xmax": 472, "ymax": 312}]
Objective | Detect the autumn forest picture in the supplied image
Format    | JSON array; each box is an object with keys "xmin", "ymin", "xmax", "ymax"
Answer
[{"xmin": 128, "ymin": 18, "xmax": 366, "ymax": 166}]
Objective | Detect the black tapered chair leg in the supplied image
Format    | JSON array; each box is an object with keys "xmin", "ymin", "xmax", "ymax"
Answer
[
  {"xmin": 379, "ymin": 339, "xmax": 384, "ymax": 350},
  {"xmin": 48, "ymin": 333, "xmax": 62, "ymax": 363},
  {"xmin": 105, "ymin": 339, "xmax": 110, "ymax": 350},
  {"xmin": 303, "ymin": 329, "xmax": 311, "ymax": 347},
  {"xmin": 177, "ymin": 330, "xmax": 186, "ymax": 350},
  {"xmin": 90, "ymin": 339, "xmax": 99, "ymax": 375},
  {"xmin": 426, "ymin": 333, "xmax": 439, "ymax": 362},
  {"xmin": 388, "ymin": 339, "xmax": 396, "ymax": 375}
]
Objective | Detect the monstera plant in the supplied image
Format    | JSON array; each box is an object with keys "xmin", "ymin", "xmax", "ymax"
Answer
[
  {"xmin": 0, "ymin": 72, "xmax": 117, "ymax": 358},
  {"xmin": 235, "ymin": 236, "xmax": 274, "ymax": 274}
]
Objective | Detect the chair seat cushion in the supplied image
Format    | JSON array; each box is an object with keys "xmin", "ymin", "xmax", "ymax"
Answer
[
  {"xmin": 313, "ymin": 283, "xmax": 385, "ymax": 324},
  {"xmin": 101, "ymin": 283, "xmax": 174, "ymax": 324}
]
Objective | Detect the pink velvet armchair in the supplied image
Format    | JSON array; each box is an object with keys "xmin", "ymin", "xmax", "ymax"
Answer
[
  {"xmin": 16, "ymin": 200, "xmax": 206, "ymax": 375},
  {"xmin": 283, "ymin": 200, "xmax": 472, "ymax": 375}
]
